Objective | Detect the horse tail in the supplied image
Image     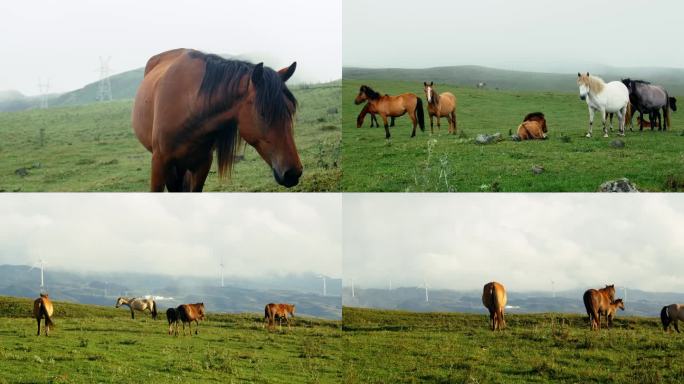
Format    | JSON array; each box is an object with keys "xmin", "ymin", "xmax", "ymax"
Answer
[
  {"xmin": 39, "ymin": 301, "xmax": 53, "ymax": 328},
  {"xmin": 264, "ymin": 304, "xmax": 270, "ymax": 320},
  {"xmin": 215, "ymin": 120, "xmax": 241, "ymax": 179},
  {"xmin": 665, "ymin": 98, "xmax": 671, "ymax": 128},
  {"xmin": 415, "ymin": 97, "xmax": 425, "ymax": 131},
  {"xmin": 661, "ymin": 306, "xmax": 671, "ymax": 331},
  {"xmin": 151, "ymin": 300, "xmax": 158, "ymax": 320}
]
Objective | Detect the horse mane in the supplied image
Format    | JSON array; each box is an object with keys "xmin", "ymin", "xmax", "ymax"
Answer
[
  {"xmin": 586, "ymin": 75, "xmax": 605, "ymax": 94},
  {"xmin": 187, "ymin": 50, "xmax": 297, "ymax": 178},
  {"xmin": 523, "ymin": 112, "xmax": 544, "ymax": 121},
  {"xmin": 361, "ymin": 85, "xmax": 381, "ymax": 100}
]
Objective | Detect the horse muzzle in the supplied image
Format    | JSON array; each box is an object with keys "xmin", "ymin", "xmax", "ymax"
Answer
[
  {"xmin": 273, "ymin": 167, "xmax": 302, "ymax": 188},
  {"xmin": 579, "ymin": 95, "xmax": 587, "ymax": 101}
]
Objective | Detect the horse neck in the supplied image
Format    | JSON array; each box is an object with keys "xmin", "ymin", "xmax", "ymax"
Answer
[
  {"xmin": 430, "ymin": 92, "xmax": 440, "ymax": 106},
  {"xmin": 588, "ymin": 77, "xmax": 605, "ymax": 95}
]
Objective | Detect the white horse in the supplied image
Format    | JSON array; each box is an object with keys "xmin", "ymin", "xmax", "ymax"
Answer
[
  {"xmin": 115, "ymin": 297, "xmax": 158, "ymax": 320},
  {"xmin": 577, "ymin": 73, "xmax": 629, "ymax": 138}
]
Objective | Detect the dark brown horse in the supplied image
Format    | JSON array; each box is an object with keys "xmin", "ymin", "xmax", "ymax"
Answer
[
  {"xmin": 33, "ymin": 293, "xmax": 54, "ymax": 336},
  {"xmin": 354, "ymin": 85, "xmax": 424, "ymax": 139},
  {"xmin": 132, "ymin": 49, "xmax": 302, "ymax": 191},
  {"xmin": 177, "ymin": 302, "xmax": 205, "ymax": 336},
  {"xmin": 264, "ymin": 303, "xmax": 296, "ymax": 330},
  {"xmin": 166, "ymin": 307, "xmax": 180, "ymax": 335},
  {"xmin": 661, "ymin": 303, "xmax": 684, "ymax": 332},
  {"xmin": 583, "ymin": 284, "xmax": 616, "ymax": 330}
]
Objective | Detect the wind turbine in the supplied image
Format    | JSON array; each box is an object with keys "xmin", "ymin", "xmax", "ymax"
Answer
[
  {"xmin": 551, "ymin": 280, "xmax": 555, "ymax": 298},
  {"xmin": 319, "ymin": 275, "xmax": 327, "ymax": 296},
  {"xmin": 30, "ymin": 259, "xmax": 46, "ymax": 292},
  {"xmin": 351, "ymin": 278, "xmax": 355, "ymax": 298},
  {"xmin": 424, "ymin": 280, "xmax": 429, "ymax": 303},
  {"xmin": 388, "ymin": 279, "xmax": 392, "ymax": 291},
  {"xmin": 220, "ymin": 256, "xmax": 225, "ymax": 288}
]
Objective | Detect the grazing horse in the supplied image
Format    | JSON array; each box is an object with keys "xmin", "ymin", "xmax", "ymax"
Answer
[
  {"xmin": 33, "ymin": 293, "xmax": 54, "ymax": 336},
  {"xmin": 132, "ymin": 48, "xmax": 302, "ymax": 191},
  {"xmin": 516, "ymin": 112, "xmax": 548, "ymax": 140},
  {"xmin": 354, "ymin": 85, "xmax": 425, "ymax": 139},
  {"xmin": 661, "ymin": 304, "xmax": 684, "ymax": 332},
  {"xmin": 582, "ymin": 284, "xmax": 616, "ymax": 330},
  {"xmin": 357, "ymin": 102, "xmax": 395, "ymax": 128},
  {"xmin": 423, "ymin": 82, "xmax": 457, "ymax": 134},
  {"xmin": 166, "ymin": 307, "xmax": 180, "ymax": 335},
  {"xmin": 577, "ymin": 73, "xmax": 629, "ymax": 137},
  {"xmin": 264, "ymin": 303, "xmax": 296, "ymax": 330},
  {"xmin": 482, "ymin": 282, "xmax": 507, "ymax": 331},
  {"xmin": 622, "ymin": 79, "xmax": 672, "ymax": 131},
  {"xmin": 115, "ymin": 297, "xmax": 158, "ymax": 320},
  {"xmin": 177, "ymin": 303, "xmax": 205, "ymax": 336}
]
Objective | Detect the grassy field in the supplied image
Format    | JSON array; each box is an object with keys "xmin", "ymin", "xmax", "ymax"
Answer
[
  {"xmin": 341, "ymin": 79, "xmax": 684, "ymax": 192},
  {"xmin": 0, "ymin": 83, "xmax": 340, "ymax": 192},
  {"xmin": 0, "ymin": 296, "xmax": 343, "ymax": 383},
  {"xmin": 342, "ymin": 307, "xmax": 684, "ymax": 383}
]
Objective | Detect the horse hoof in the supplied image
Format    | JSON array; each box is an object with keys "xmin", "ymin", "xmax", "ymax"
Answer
[
  {"xmin": 603, "ymin": 134, "xmax": 609, "ymax": 138},
  {"xmin": 585, "ymin": 133, "xmax": 591, "ymax": 138}
]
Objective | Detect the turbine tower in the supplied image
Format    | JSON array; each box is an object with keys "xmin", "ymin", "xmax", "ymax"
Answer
[
  {"xmin": 551, "ymin": 280, "xmax": 555, "ymax": 298},
  {"xmin": 37, "ymin": 78, "xmax": 50, "ymax": 109},
  {"xmin": 219, "ymin": 256, "xmax": 225, "ymax": 288},
  {"xmin": 351, "ymin": 278, "xmax": 355, "ymax": 298},
  {"xmin": 424, "ymin": 280, "xmax": 429, "ymax": 302},
  {"xmin": 97, "ymin": 56, "xmax": 113, "ymax": 102},
  {"xmin": 320, "ymin": 275, "xmax": 327, "ymax": 297},
  {"xmin": 31, "ymin": 259, "xmax": 46, "ymax": 292}
]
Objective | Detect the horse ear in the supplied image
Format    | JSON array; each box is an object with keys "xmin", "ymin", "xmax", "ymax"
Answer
[
  {"xmin": 424, "ymin": 82, "xmax": 427, "ymax": 86},
  {"xmin": 577, "ymin": 72, "xmax": 581, "ymax": 77},
  {"xmin": 278, "ymin": 61, "xmax": 297, "ymax": 82},
  {"xmin": 251, "ymin": 63, "xmax": 264, "ymax": 86},
  {"xmin": 430, "ymin": 81, "xmax": 433, "ymax": 86},
  {"xmin": 586, "ymin": 72, "xmax": 590, "ymax": 76}
]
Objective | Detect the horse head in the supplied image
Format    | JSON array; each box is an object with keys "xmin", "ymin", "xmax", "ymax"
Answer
[
  {"xmin": 115, "ymin": 297, "xmax": 125, "ymax": 308},
  {"xmin": 238, "ymin": 62, "xmax": 302, "ymax": 188},
  {"xmin": 604, "ymin": 284, "xmax": 616, "ymax": 300},
  {"xmin": 670, "ymin": 97, "xmax": 677, "ymax": 112},
  {"xmin": 577, "ymin": 72, "xmax": 591, "ymax": 100},
  {"xmin": 613, "ymin": 299, "xmax": 625, "ymax": 311},
  {"xmin": 423, "ymin": 81, "xmax": 435, "ymax": 104}
]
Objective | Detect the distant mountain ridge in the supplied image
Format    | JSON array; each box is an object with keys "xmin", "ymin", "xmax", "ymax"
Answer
[{"xmin": 344, "ymin": 65, "xmax": 684, "ymax": 95}]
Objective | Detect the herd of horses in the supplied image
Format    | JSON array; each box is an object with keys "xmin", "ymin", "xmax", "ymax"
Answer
[
  {"xmin": 31, "ymin": 294, "xmax": 296, "ymax": 337},
  {"xmin": 354, "ymin": 74, "xmax": 677, "ymax": 140},
  {"xmin": 481, "ymin": 282, "xmax": 684, "ymax": 333}
]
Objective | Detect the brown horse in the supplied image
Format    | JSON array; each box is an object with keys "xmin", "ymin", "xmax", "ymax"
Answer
[
  {"xmin": 482, "ymin": 282, "xmax": 507, "ymax": 331},
  {"xmin": 423, "ymin": 82, "xmax": 457, "ymax": 134},
  {"xmin": 132, "ymin": 48, "xmax": 302, "ymax": 191},
  {"xmin": 166, "ymin": 307, "xmax": 180, "ymax": 335},
  {"xmin": 605, "ymin": 298, "xmax": 625, "ymax": 328},
  {"xmin": 354, "ymin": 85, "xmax": 425, "ymax": 139},
  {"xmin": 264, "ymin": 303, "xmax": 296, "ymax": 330},
  {"xmin": 357, "ymin": 102, "xmax": 395, "ymax": 128},
  {"xmin": 661, "ymin": 304, "xmax": 684, "ymax": 332},
  {"xmin": 516, "ymin": 112, "xmax": 548, "ymax": 140},
  {"xmin": 583, "ymin": 284, "xmax": 616, "ymax": 330},
  {"xmin": 177, "ymin": 303, "xmax": 205, "ymax": 336},
  {"xmin": 33, "ymin": 293, "xmax": 54, "ymax": 336}
]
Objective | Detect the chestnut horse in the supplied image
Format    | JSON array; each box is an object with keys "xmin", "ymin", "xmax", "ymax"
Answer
[
  {"xmin": 605, "ymin": 298, "xmax": 625, "ymax": 328},
  {"xmin": 482, "ymin": 282, "xmax": 507, "ymax": 331},
  {"xmin": 582, "ymin": 284, "xmax": 616, "ymax": 330},
  {"xmin": 423, "ymin": 82, "xmax": 457, "ymax": 134},
  {"xmin": 354, "ymin": 85, "xmax": 425, "ymax": 139},
  {"xmin": 517, "ymin": 112, "xmax": 548, "ymax": 140},
  {"xmin": 178, "ymin": 303, "xmax": 205, "ymax": 336},
  {"xmin": 132, "ymin": 48, "xmax": 302, "ymax": 191},
  {"xmin": 264, "ymin": 303, "xmax": 296, "ymax": 330},
  {"xmin": 357, "ymin": 102, "xmax": 395, "ymax": 128},
  {"xmin": 33, "ymin": 293, "xmax": 54, "ymax": 336},
  {"xmin": 661, "ymin": 303, "xmax": 684, "ymax": 332}
]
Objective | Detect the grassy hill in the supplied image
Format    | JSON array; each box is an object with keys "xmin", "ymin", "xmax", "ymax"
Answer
[
  {"xmin": 342, "ymin": 307, "xmax": 684, "ymax": 383},
  {"xmin": 0, "ymin": 82, "xmax": 340, "ymax": 191},
  {"xmin": 0, "ymin": 296, "xmax": 343, "ymax": 383},
  {"xmin": 344, "ymin": 66, "xmax": 684, "ymax": 95},
  {"xmin": 341, "ymin": 79, "xmax": 684, "ymax": 192}
]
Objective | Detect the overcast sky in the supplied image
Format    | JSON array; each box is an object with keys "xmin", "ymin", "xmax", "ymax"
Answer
[
  {"xmin": 344, "ymin": 194, "xmax": 684, "ymax": 292},
  {"xmin": 343, "ymin": 0, "xmax": 684, "ymax": 71},
  {"xmin": 0, "ymin": 0, "xmax": 341, "ymax": 95},
  {"xmin": 0, "ymin": 194, "xmax": 341, "ymax": 279}
]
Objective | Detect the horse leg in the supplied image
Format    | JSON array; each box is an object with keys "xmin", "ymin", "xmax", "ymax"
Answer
[
  {"xmin": 429, "ymin": 114, "xmax": 434, "ymax": 135},
  {"xmin": 131, "ymin": 309, "xmax": 135, "ymax": 320},
  {"xmin": 381, "ymin": 115, "xmax": 391, "ymax": 139},
  {"xmin": 618, "ymin": 107, "xmax": 626, "ymax": 136},
  {"xmin": 452, "ymin": 111, "xmax": 457, "ymax": 135},
  {"xmin": 390, "ymin": 117, "xmax": 395, "ymax": 127},
  {"xmin": 36, "ymin": 317, "xmax": 41, "ymax": 336},
  {"xmin": 191, "ymin": 155, "xmax": 213, "ymax": 192},
  {"xmin": 194, "ymin": 320, "xmax": 199, "ymax": 335},
  {"xmin": 674, "ymin": 319, "xmax": 680, "ymax": 333},
  {"xmin": 586, "ymin": 107, "xmax": 595, "ymax": 138},
  {"xmin": 150, "ymin": 152, "xmax": 169, "ymax": 192},
  {"xmin": 409, "ymin": 111, "xmax": 418, "ymax": 138},
  {"xmin": 436, "ymin": 115, "xmax": 441, "ymax": 133},
  {"xmin": 601, "ymin": 109, "xmax": 608, "ymax": 138}
]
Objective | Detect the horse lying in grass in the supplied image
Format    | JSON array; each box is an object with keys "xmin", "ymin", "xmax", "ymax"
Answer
[
  {"xmin": 178, "ymin": 303, "xmax": 205, "ymax": 336},
  {"xmin": 583, "ymin": 284, "xmax": 616, "ymax": 330},
  {"xmin": 516, "ymin": 112, "xmax": 548, "ymax": 140},
  {"xmin": 33, "ymin": 293, "xmax": 54, "ymax": 336},
  {"xmin": 264, "ymin": 303, "xmax": 296, "ymax": 330},
  {"xmin": 661, "ymin": 304, "xmax": 684, "ymax": 332},
  {"xmin": 354, "ymin": 85, "xmax": 425, "ymax": 139},
  {"xmin": 115, "ymin": 297, "xmax": 158, "ymax": 320},
  {"xmin": 482, "ymin": 282, "xmax": 507, "ymax": 331}
]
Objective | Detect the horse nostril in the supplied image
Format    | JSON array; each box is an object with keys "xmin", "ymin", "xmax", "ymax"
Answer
[{"xmin": 273, "ymin": 168, "xmax": 302, "ymax": 188}]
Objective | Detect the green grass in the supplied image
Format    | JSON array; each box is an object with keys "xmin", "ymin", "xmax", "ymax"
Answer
[
  {"xmin": 0, "ymin": 83, "xmax": 340, "ymax": 192},
  {"xmin": 342, "ymin": 307, "xmax": 684, "ymax": 383},
  {"xmin": 341, "ymin": 79, "xmax": 684, "ymax": 192},
  {"xmin": 0, "ymin": 296, "xmax": 343, "ymax": 383}
]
